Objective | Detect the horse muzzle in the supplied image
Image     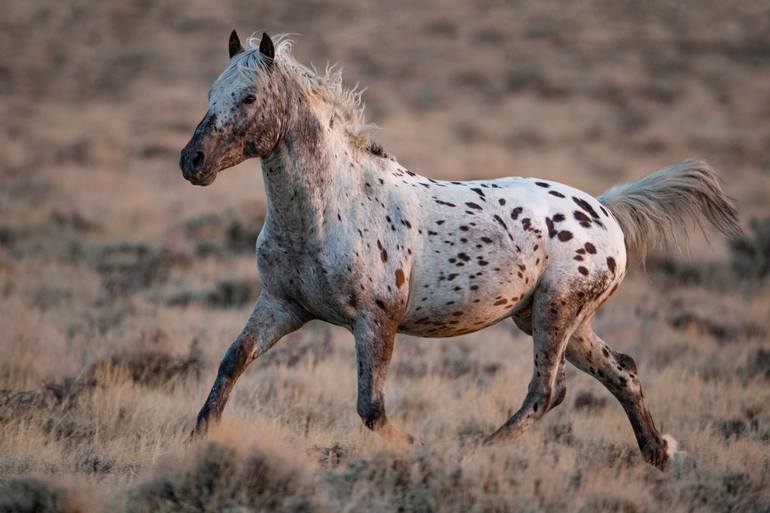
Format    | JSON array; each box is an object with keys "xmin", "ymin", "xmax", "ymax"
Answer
[{"xmin": 180, "ymin": 144, "xmax": 216, "ymax": 186}]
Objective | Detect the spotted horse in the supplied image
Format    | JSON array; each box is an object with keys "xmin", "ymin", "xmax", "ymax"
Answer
[{"xmin": 180, "ymin": 31, "xmax": 742, "ymax": 469}]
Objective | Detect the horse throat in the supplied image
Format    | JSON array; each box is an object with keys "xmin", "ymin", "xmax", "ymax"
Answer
[{"xmin": 259, "ymin": 97, "xmax": 339, "ymax": 246}]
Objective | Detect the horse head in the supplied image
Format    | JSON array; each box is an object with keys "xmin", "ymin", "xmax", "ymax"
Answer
[{"xmin": 180, "ymin": 31, "xmax": 286, "ymax": 185}]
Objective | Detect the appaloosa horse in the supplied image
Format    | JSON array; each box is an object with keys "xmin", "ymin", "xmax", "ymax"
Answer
[{"xmin": 179, "ymin": 31, "xmax": 741, "ymax": 468}]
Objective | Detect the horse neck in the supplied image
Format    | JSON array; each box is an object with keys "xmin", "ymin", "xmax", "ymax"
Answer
[{"xmin": 260, "ymin": 93, "xmax": 354, "ymax": 244}]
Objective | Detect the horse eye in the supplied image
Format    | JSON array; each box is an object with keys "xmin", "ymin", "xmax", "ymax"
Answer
[{"xmin": 242, "ymin": 94, "xmax": 257, "ymax": 105}]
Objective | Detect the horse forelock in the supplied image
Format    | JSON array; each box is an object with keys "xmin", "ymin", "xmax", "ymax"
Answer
[{"xmin": 214, "ymin": 33, "xmax": 374, "ymax": 152}]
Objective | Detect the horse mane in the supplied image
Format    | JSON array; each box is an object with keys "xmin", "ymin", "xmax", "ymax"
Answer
[{"xmin": 231, "ymin": 33, "xmax": 378, "ymax": 154}]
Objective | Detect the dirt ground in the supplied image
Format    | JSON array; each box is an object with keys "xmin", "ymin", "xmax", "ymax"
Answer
[{"xmin": 1, "ymin": 1, "xmax": 769, "ymax": 511}]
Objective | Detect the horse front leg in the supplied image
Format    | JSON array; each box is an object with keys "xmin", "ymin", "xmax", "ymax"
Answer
[
  {"xmin": 354, "ymin": 317, "xmax": 414, "ymax": 446},
  {"xmin": 191, "ymin": 291, "xmax": 308, "ymax": 438}
]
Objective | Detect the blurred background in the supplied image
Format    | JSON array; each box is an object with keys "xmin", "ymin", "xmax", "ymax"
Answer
[{"xmin": 1, "ymin": 1, "xmax": 769, "ymax": 511}]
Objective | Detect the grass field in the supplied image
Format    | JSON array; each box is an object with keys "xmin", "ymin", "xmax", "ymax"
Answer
[{"xmin": 1, "ymin": 1, "xmax": 769, "ymax": 511}]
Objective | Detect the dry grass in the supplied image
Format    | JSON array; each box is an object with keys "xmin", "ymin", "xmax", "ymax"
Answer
[{"xmin": 2, "ymin": 0, "xmax": 770, "ymax": 511}]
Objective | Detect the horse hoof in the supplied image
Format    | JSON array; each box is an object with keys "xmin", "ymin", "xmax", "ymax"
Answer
[
  {"xmin": 644, "ymin": 434, "xmax": 681, "ymax": 470},
  {"xmin": 187, "ymin": 420, "xmax": 209, "ymax": 444}
]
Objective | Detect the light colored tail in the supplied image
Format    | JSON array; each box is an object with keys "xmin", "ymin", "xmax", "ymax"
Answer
[{"xmin": 598, "ymin": 159, "xmax": 742, "ymax": 262}]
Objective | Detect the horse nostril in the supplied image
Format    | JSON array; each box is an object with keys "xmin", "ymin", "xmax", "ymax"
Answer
[{"xmin": 191, "ymin": 151, "xmax": 205, "ymax": 171}]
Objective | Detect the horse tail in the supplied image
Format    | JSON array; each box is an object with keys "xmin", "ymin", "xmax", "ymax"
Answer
[{"xmin": 598, "ymin": 158, "xmax": 742, "ymax": 262}]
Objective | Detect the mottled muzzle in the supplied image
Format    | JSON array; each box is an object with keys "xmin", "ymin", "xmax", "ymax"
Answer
[{"xmin": 180, "ymin": 112, "xmax": 221, "ymax": 186}]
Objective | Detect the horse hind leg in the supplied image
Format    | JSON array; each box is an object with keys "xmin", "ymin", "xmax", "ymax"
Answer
[
  {"xmin": 511, "ymin": 307, "xmax": 567, "ymax": 412},
  {"xmin": 565, "ymin": 324, "xmax": 676, "ymax": 469},
  {"xmin": 484, "ymin": 283, "xmax": 583, "ymax": 445}
]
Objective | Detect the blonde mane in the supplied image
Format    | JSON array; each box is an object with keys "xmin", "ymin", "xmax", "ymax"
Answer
[{"xmin": 227, "ymin": 34, "xmax": 374, "ymax": 151}]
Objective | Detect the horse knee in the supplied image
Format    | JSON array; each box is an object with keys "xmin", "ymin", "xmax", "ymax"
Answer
[{"xmin": 357, "ymin": 398, "xmax": 386, "ymax": 431}]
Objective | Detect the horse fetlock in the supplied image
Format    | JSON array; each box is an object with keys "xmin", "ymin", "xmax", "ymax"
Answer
[
  {"xmin": 641, "ymin": 435, "xmax": 674, "ymax": 470},
  {"xmin": 357, "ymin": 401, "xmax": 387, "ymax": 431},
  {"xmin": 190, "ymin": 411, "xmax": 212, "ymax": 440}
]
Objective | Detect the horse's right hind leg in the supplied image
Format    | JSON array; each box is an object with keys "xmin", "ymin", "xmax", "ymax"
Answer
[{"xmin": 566, "ymin": 324, "xmax": 673, "ymax": 469}]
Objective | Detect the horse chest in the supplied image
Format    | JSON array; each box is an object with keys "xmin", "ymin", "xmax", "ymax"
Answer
[{"xmin": 256, "ymin": 236, "xmax": 360, "ymax": 325}]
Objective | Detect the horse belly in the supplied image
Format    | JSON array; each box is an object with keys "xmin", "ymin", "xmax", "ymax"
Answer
[{"xmin": 399, "ymin": 266, "xmax": 538, "ymax": 337}]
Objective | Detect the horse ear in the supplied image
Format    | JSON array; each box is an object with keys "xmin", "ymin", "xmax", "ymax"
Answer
[
  {"xmin": 259, "ymin": 32, "xmax": 275, "ymax": 66},
  {"xmin": 229, "ymin": 30, "xmax": 244, "ymax": 58}
]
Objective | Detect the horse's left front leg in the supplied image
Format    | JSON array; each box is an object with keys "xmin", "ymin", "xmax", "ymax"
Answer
[
  {"xmin": 191, "ymin": 291, "xmax": 308, "ymax": 438},
  {"xmin": 354, "ymin": 317, "xmax": 414, "ymax": 446}
]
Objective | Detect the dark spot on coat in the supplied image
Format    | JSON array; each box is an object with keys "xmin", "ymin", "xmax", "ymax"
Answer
[
  {"xmin": 557, "ymin": 230, "xmax": 573, "ymax": 242},
  {"xmin": 578, "ymin": 266, "xmax": 589, "ymax": 276},
  {"xmin": 535, "ymin": 182, "xmax": 550, "ymax": 188},
  {"xmin": 573, "ymin": 196, "xmax": 599, "ymax": 218},
  {"xmin": 376, "ymin": 239, "xmax": 388, "ymax": 262},
  {"xmin": 375, "ymin": 299, "xmax": 386, "ymax": 310},
  {"xmin": 584, "ymin": 242, "xmax": 597, "ymax": 254},
  {"xmin": 573, "ymin": 210, "xmax": 592, "ymax": 226},
  {"xmin": 510, "ymin": 207, "xmax": 523, "ymax": 220},
  {"xmin": 573, "ymin": 197, "xmax": 605, "ymax": 228},
  {"xmin": 607, "ymin": 257, "xmax": 617, "ymax": 273},
  {"xmin": 395, "ymin": 269, "xmax": 405, "ymax": 288},
  {"xmin": 549, "ymin": 191, "xmax": 565, "ymax": 198},
  {"xmin": 552, "ymin": 213, "xmax": 565, "ymax": 222},
  {"xmin": 546, "ymin": 218, "xmax": 557, "ymax": 238},
  {"xmin": 465, "ymin": 202, "xmax": 483, "ymax": 210},
  {"xmin": 480, "ymin": 236, "xmax": 493, "ymax": 244},
  {"xmin": 498, "ymin": 198, "xmax": 506, "ymax": 206}
]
